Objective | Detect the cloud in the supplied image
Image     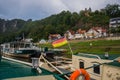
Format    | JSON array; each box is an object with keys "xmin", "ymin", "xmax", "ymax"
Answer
[
  {"xmin": 0, "ymin": 0, "xmax": 69, "ymax": 20},
  {"xmin": 0, "ymin": 0, "xmax": 120, "ymax": 20},
  {"xmin": 17, "ymin": 0, "xmax": 69, "ymax": 20},
  {"xmin": 61, "ymin": 0, "xmax": 120, "ymax": 12}
]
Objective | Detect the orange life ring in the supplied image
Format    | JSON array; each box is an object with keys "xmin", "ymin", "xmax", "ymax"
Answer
[{"xmin": 70, "ymin": 69, "xmax": 90, "ymax": 80}]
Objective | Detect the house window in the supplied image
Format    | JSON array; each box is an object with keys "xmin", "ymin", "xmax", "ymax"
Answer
[
  {"xmin": 93, "ymin": 63, "xmax": 100, "ymax": 74},
  {"xmin": 79, "ymin": 60, "xmax": 84, "ymax": 68}
]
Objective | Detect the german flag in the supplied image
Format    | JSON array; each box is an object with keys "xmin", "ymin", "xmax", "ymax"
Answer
[{"xmin": 52, "ymin": 38, "xmax": 68, "ymax": 48}]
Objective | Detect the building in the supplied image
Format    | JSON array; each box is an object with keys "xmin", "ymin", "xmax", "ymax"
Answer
[
  {"xmin": 75, "ymin": 29, "xmax": 86, "ymax": 39},
  {"xmin": 71, "ymin": 53, "xmax": 119, "ymax": 80},
  {"xmin": 86, "ymin": 27, "xmax": 107, "ymax": 39},
  {"xmin": 48, "ymin": 34, "xmax": 61, "ymax": 41},
  {"xmin": 64, "ymin": 30, "xmax": 75, "ymax": 40},
  {"xmin": 109, "ymin": 17, "xmax": 120, "ymax": 28},
  {"xmin": 109, "ymin": 17, "xmax": 120, "ymax": 36}
]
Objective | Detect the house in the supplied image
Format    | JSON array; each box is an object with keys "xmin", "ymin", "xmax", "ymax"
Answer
[
  {"xmin": 48, "ymin": 34, "xmax": 61, "ymax": 41},
  {"xmin": 64, "ymin": 29, "xmax": 86, "ymax": 40},
  {"xmin": 64, "ymin": 27, "xmax": 107, "ymax": 40},
  {"xmin": 86, "ymin": 27, "xmax": 99, "ymax": 38},
  {"xmin": 86, "ymin": 27, "xmax": 107, "ymax": 39},
  {"xmin": 64, "ymin": 30, "xmax": 75, "ymax": 40},
  {"xmin": 71, "ymin": 53, "xmax": 119, "ymax": 80},
  {"xmin": 74, "ymin": 34, "xmax": 83, "ymax": 39},
  {"xmin": 74, "ymin": 29, "xmax": 86, "ymax": 39}
]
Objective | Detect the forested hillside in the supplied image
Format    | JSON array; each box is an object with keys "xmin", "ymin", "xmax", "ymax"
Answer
[{"xmin": 0, "ymin": 4, "xmax": 120, "ymax": 43}]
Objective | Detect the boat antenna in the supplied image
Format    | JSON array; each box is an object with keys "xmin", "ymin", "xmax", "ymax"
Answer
[
  {"xmin": 23, "ymin": 33, "xmax": 25, "ymax": 41},
  {"xmin": 0, "ymin": 46, "xmax": 2, "ymax": 62}
]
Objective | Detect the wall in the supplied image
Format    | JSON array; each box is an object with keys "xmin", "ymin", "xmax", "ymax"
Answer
[
  {"xmin": 106, "ymin": 37, "xmax": 120, "ymax": 40},
  {"xmin": 102, "ymin": 64, "xmax": 120, "ymax": 80}
]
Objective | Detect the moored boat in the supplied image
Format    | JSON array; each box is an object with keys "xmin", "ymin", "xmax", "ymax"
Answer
[
  {"xmin": 0, "ymin": 57, "xmax": 65, "ymax": 80},
  {"xmin": 1, "ymin": 41, "xmax": 41, "ymax": 61}
]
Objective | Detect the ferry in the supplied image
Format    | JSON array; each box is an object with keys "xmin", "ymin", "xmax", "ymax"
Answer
[{"xmin": 1, "ymin": 41, "xmax": 41, "ymax": 61}]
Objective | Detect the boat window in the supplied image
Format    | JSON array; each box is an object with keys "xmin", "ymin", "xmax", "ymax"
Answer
[
  {"xmin": 16, "ymin": 50, "xmax": 23, "ymax": 53},
  {"xmin": 93, "ymin": 63, "xmax": 100, "ymax": 74},
  {"xmin": 79, "ymin": 59, "xmax": 84, "ymax": 68},
  {"xmin": 25, "ymin": 44, "xmax": 30, "ymax": 48},
  {"xmin": 20, "ymin": 43, "xmax": 24, "ymax": 48}
]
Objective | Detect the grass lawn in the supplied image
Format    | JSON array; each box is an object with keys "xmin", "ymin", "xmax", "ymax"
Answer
[{"xmin": 38, "ymin": 39, "xmax": 120, "ymax": 57}]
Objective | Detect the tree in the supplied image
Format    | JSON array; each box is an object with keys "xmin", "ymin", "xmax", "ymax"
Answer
[
  {"xmin": 70, "ymin": 12, "xmax": 79, "ymax": 26},
  {"xmin": 104, "ymin": 4, "xmax": 120, "ymax": 18}
]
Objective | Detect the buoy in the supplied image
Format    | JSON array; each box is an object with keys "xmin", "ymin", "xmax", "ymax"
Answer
[{"xmin": 70, "ymin": 69, "xmax": 90, "ymax": 80}]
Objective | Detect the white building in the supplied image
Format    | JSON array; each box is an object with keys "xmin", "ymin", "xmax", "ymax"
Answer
[
  {"xmin": 64, "ymin": 30, "xmax": 75, "ymax": 40},
  {"xmin": 86, "ymin": 27, "xmax": 107, "ymax": 39},
  {"xmin": 74, "ymin": 34, "xmax": 84, "ymax": 39}
]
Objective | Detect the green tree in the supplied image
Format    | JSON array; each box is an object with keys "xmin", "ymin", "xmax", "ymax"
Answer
[{"xmin": 104, "ymin": 4, "xmax": 120, "ymax": 18}]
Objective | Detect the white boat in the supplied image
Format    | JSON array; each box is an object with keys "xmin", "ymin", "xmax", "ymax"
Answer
[{"xmin": 1, "ymin": 41, "xmax": 41, "ymax": 61}]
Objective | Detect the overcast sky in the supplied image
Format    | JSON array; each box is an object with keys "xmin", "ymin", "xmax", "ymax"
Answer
[{"xmin": 0, "ymin": 0, "xmax": 120, "ymax": 20}]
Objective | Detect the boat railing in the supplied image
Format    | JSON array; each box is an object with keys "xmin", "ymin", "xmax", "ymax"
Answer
[
  {"xmin": 39, "ymin": 53, "xmax": 69, "ymax": 80},
  {"xmin": 78, "ymin": 53, "xmax": 101, "ymax": 59}
]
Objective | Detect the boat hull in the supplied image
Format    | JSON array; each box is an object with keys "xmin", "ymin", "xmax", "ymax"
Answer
[{"xmin": 3, "ymin": 52, "xmax": 39, "ymax": 62}]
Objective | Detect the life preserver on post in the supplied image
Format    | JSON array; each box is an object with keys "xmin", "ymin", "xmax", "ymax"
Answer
[{"xmin": 70, "ymin": 69, "xmax": 90, "ymax": 80}]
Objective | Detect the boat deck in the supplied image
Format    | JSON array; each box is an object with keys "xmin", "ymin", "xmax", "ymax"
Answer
[
  {"xmin": 0, "ymin": 58, "xmax": 65, "ymax": 80},
  {"xmin": 5, "ymin": 75, "xmax": 56, "ymax": 80}
]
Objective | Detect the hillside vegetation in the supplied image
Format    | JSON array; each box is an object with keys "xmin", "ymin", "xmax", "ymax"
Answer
[{"xmin": 0, "ymin": 4, "xmax": 120, "ymax": 43}]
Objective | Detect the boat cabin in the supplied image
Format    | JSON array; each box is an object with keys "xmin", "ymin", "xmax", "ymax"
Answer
[{"xmin": 71, "ymin": 53, "xmax": 120, "ymax": 80}]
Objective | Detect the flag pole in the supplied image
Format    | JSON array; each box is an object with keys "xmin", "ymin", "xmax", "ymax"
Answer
[{"xmin": 67, "ymin": 40, "xmax": 73, "ymax": 55}]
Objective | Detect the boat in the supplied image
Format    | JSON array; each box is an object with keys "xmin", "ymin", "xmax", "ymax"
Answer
[
  {"xmin": 0, "ymin": 56, "xmax": 65, "ymax": 80},
  {"xmin": 0, "ymin": 41, "xmax": 73, "ymax": 79},
  {"xmin": 1, "ymin": 41, "xmax": 41, "ymax": 62}
]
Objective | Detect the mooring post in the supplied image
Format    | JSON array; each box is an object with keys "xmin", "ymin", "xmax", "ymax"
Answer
[{"xmin": 31, "ymin": 57, "xmax": 42, "ymax": 73}]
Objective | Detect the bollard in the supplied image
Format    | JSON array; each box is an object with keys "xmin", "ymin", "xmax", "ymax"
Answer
[
  {"xmin": 31, "ymin": 58, "xmax": 39, "ymax": 69},
  {"xmin": 31, "ymin": 57, "xmax": 42, "ymax": 73}
]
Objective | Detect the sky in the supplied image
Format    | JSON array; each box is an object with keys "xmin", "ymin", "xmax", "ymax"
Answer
[{"xmin": 0, "ymin": 0, "xmax": 120, "ymax": 20}]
